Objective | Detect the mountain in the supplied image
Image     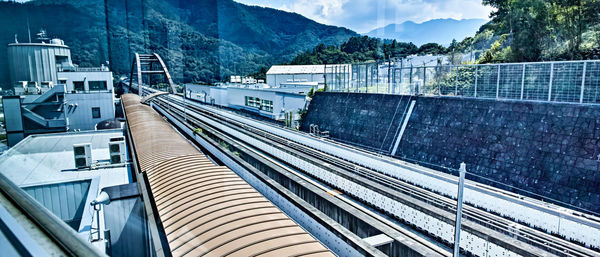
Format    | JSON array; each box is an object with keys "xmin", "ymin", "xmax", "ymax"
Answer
[
  {"xmin": 365, "ymin": 18, "xmax": 487, "ymax": 46},
  {"xmin": 0, "ymin": 0, "xmax": 357, "ymax": 89}
]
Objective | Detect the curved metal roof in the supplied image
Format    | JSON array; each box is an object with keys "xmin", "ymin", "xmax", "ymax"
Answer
[{"xmin": 122, "ymin": 94, "xmax": 333, "ymax": 257}]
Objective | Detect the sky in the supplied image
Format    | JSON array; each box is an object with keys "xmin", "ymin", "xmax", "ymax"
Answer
[{"xmin": 234, "ymin": 0, "xmax": 492, "ymax": 33}]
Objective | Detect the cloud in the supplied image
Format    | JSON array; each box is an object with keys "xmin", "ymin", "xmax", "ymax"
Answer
[{"xmin": 236, "ymin": 0, "xmax": 492, "ymax": 33}]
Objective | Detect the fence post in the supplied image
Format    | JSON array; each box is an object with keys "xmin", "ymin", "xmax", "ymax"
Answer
[
  {"xmin": 376, "ymin": 62, "xmax": 380, "ymax": 93},
  {"xmin": 580, "ymin": 61, "xmax": 587, "ymax": 103},
  {"xmin": 388, "ymin": 56, "xmax": 393, "ymax": 94},
  {"xmin": 496, "ymin": 64, "xmax": 501, "ymax": 99},
  {"xmin": 520, "ymin": 64, "xmax": 526, "ymax": 100},
  {"xmin": 422, "ymin": 64, "xmax": 426, "ymax": 95},
  {"xmin": 399, "ymin": 61, "xmax": 403, "ymax": 94},
  {"xmin": 474, "ymin": 66, "xmax": 478, "ymax": 98},
  {"xmin": 366, "ymin": 64, "xmax": 369, "ymax": 93},
  {"xmin": 410, "ymin": 64, "xmax": 414, "ymax": 95},
  {"xmin": 437, "ymin": 64, "xmax": 442, "ymax": 96},
  {"xmin": 454, "ymin": 66, "xmax": 459, "ymax": 96},
  {"xmin": 356, "ymin": 65, "xmax": 360, "ymax": 93},
  {"xmin": 335, "ymin": 65, "xmax": 338, "ymax": 91},
  {"xmin": 548, "ymin": 62, "xmax": 554, "ymax": 102},
  {"xmin": 346, "ymin": 66, "xmax": 349, "ymax": 92}
]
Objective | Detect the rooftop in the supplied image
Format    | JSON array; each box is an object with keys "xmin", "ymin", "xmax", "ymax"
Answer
[{"xmin": 0, "ymin": 129, "xmax": 130, "ymax": 188}]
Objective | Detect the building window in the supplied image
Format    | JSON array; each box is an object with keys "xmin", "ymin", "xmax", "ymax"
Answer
[
  {"xmin": 73, "ymin": 81, "xmax": 84, "ymax": 91},
  {"xmin": 91, "ymin": 107, "xmax": 101, "ymax": 119},
  {"xmin": 245, "ymin": 96, "xmax": 261, "ymax": 108},
  {"xmin": 261, "ymin": 99, "xmax": 273, "ymax": 112},
  {"xmin": 89, "ymin": 81, "xmax": 107, "ymax": 91}
]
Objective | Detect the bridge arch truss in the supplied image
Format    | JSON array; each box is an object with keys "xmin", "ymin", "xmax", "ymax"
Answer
[{"xmin": 129, "ymin": 53, "xmax": 176, "ymax": 96}]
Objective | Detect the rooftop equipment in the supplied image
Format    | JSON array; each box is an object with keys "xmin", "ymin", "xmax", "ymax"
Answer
[
  {"xmin": 108, "ymin": 137, "xmax": 126, "ymax": 164},
  {"xmin": 73, "ymin": 143, "xmax": 92, "ymax": 169}
]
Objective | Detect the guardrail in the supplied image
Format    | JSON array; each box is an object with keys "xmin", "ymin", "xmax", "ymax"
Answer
[{"xmin": 327, "ymin": 60, "xmax": 600, "ymax": 104}]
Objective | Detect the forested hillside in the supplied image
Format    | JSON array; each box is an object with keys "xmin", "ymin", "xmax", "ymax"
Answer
[
  {"xmin": 465, "ymin": 0, "xmax": 600, "ymax": 63},
  {"xmin": 0, "ymin": 0, "xmax": 356, "ymax": 89},
  {"xmin": 289, "ymin": 36, "xmax": 447, "ymax": 65}
]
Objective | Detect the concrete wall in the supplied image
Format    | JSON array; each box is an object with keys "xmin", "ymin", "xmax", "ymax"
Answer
[
  {"xmin": 301, "ymin": 92, "xmax": 600, "ymax": 212},
  {"xmin": 65, "ymin": 92, "xmax": 115, "ymax": 131},
  {"xmin": 58, "ymin": 71, "xmax": 114, "ymax": 92},
  {"xmin": 301, "ymin": 92, "xmax": 414, "ymax": 151},
  {"xmin": 22, "ymin": 179, "xmax": 91, "ymax": 229}
]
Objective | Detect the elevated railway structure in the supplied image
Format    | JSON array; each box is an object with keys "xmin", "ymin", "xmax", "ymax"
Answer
[
  {"xmin": 122, "ymin": 94, "xmax": 335, "ymax": 257},
  {"xmin": 129, "ymin": 53, "xmax": 177, "ymax": 96},
  {"xmin": 134, "ymin": 86, "xmax": 600, "ymax": 257}
]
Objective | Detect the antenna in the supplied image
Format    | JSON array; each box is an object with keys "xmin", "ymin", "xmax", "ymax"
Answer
[
  {"xmin": 27, "ymin": 16, "xmax": 31, "ymax": 43},
  {"xmin": 36, "ymin": 28, "xmax": 49, "ymax": 42},
  {"xmin": 14, "ymin": 34, "xmax": 18, "ymax": 43}
]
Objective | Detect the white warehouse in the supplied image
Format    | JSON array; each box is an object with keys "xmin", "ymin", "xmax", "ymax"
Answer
[
  {"xmin": 266, "ymin": 64, "xmax": 351, "ymax": 88},
  {"xmin": 185, "ymin": 83, "xmax": 308, "ymax": 122}
]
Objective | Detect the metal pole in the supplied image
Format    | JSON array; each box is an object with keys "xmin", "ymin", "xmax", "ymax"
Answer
[
  {"xmin": 376, "ymin": 63, "xmax": 379, "ymax": 93},
  {"xmin": 438, "ymin": 64, "xmax": 442, "ymax": 96},
  {"xmin": 366, "ymin": 64, "xmax": 369, "ymax": 93},
  {"xmin": 548, "ymin": 62, "xmax": 554, "ymax": 101},
  {"xmin": 365, "ymin": 64, "xmax": 369, "ymax": 93},
  {"xmin": 520, "ymin": 64, "xmax": 526, "ymax": 100},
  {"xmin": 95, "ymin": 205, "xmax": 101, "ymax": 241},
  {"xmin": 422, "ymin": 64, "xmax": 426, "ymax": 95},
  {"xmin": 453, "ymin": 162, "xmax": 467, "ymax": 257},
  {"xmin": 454, "ymin": 66, "xmax": 459, "ymax": 96},
  {"xmin": 388, "ymin": 56, "xmax": 395, "ymax": 93},
  {"xmin": 474, "ymin": 66, "xmax": 478, "ymax": 98},
  {"xmin": 409, "ymin": 65, "xmax": 413, "ymax": 94},
  {"xmin": 496, "ymin": 64, "xmax": 500, "ymax": 99},
  {"xmin": 376, "ymin": 62, "xmax": 380, "ymax": 93},
  {"xmin": 580, "ymin": 61, "xmax": 587, "ymax": 103},
  {"xmin": 346, "ymin": 65, "xmax": 349, "ymax": 92},
  {"xmin": 399, "ymin": 60, "xmax": 403, "ymax": 94}
]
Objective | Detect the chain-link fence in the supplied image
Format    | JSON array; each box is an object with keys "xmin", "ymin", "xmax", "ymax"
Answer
[{"xmin": 326, "ymin": 60, "xmax": 600, "ymax": 104}]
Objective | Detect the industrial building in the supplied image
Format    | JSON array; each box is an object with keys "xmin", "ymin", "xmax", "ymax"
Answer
[
  {"xmin": 7, "ymin": 38, "xmax": 73, "ymax": 86},
  {"xmin": 185, "ymin": 83, "xmax": 309, "ymax": 122},
  {"xmin": 2, "ymin": 37, "xmax": 115, "ymax": 146}
]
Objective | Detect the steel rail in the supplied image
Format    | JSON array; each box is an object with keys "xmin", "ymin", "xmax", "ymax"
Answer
[{"xmin": 156, "ymin": 95, "xmax": 599, "ymax": 257}]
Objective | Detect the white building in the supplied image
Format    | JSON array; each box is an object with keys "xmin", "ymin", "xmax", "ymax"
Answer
[
  {"xmin": 3, "ymin": 38, "xmax": 115, "ymax": 146},
  {"xmin": 185, "ymin": 83, "xmax": 308, "ymax": 122},
  {"xmin": 266, "ymin": 64, "xmax": 351, "ymax": 88}
]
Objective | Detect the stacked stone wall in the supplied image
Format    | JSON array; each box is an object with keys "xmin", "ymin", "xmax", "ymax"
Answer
[{"xmin": 302, "ymin": 92, "xmax": 600, "ymax": 212}]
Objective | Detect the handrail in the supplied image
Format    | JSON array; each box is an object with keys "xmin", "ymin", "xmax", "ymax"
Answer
[{"xmin": 0, "ymin": 172, "xmax": 106, "ymax": 257}]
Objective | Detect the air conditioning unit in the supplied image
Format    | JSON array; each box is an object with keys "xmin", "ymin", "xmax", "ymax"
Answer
[
  {"xmin": 109, "ymin": 137, "xmax": 126, "ymax": 164},
  {"xmin": 73, "ymin": 143, "xmax": 92, "ymax": 169}
]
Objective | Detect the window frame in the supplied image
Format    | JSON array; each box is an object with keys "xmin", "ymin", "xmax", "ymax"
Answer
[
  {"xmin": 73, "ymin": 81, "xmax": 85, "ymax": 91},
  {"xmin": 88, "ymin": 81, "xmax": 107, "ymax": 91},
  {"xmin": 91, "ymin": 107, "xmax": 101, "ymax": 119}
]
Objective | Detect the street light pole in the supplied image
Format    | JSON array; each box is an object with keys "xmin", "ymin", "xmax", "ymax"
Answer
[{"xmin": 453, "ymin": 162, "xmax": 466, "ymax": 257}]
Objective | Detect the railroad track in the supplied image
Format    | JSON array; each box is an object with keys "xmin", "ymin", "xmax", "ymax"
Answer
[
  {"xmin": 151, "ymin": 96, "xmax": 452, "ymax": 257},
  {"xmin": 143, "ymin": 88, "xmax": 599, "ymax": 257}
]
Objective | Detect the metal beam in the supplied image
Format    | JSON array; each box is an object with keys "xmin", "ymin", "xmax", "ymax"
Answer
[
  {"xmin": 391, "ymin": 100, "xmax": 417, "ymax": 156},
  {"xmin": 153, "ymin": 53, "xmax": 177, "ymax": 94}
]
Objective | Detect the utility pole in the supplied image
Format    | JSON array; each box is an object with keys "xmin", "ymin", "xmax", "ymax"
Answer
[{"xmin": 453, "ymin": 162, "xmax": 467, "ymax": 257}]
